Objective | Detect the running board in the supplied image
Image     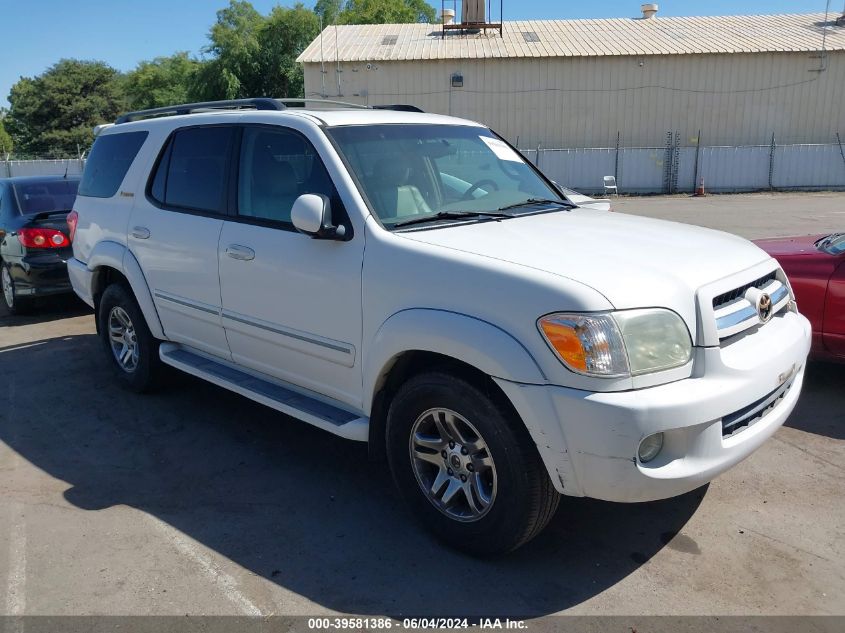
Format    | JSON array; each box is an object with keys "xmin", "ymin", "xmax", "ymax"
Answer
[{"xmin": 159, "ymin": 343, "xmax": 368, "ymax": 441}]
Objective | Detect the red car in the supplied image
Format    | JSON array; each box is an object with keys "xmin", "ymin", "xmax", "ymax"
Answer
[{"xmin": 754, "ymin": 232, "xmax": 845, "ymax": 361}]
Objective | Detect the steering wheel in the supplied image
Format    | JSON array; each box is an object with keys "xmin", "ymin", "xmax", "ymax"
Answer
[{"xmin": 462, "ymin": 179, "xmax": 500, "ymax": 201}]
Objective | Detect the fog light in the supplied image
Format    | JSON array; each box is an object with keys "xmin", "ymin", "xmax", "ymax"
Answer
[{"xmin": 638, "ymin": 432, "xmax": 664, "ymax": 463}]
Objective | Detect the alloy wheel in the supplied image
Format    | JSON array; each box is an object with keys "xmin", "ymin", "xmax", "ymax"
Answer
[
  {"xmin": 1, "ymin": 266, "xmax": 13, "ymax": 309},
  {"xmin": 409, "ymin": 407, "xmax": 498, "ymax": 522},
  {"xmin": 108, "ymin": 306, "xmax": 139, "ymax": 373}
]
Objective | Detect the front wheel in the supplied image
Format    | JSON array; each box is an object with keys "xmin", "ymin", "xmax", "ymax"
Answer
[
  {"xmin": 98, "ymin": 283, "xmax": 161, "ymax": 392},
  {"xmin": 387, "ymin": 371, "xmax": 559, "ymax": 556}
]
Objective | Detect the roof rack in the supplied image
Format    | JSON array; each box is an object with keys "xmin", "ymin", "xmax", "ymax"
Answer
[
  {"xmin": 113, "ymin": 97, "xmax": 424, "ymax": 124},
  {"xmin": 277, "ymin": 98, "xmax": 369, "ymax": 109},
  {"xmin": 114, "ymin": 98, "xmax": 285, "ymax": 124},
  {"xmin": 279, "ymin": 99, "xmax": 423, "ymax": 113},
  {"xmin": 372, "ymin": 104, "xmax": 424, "ymax": 113}
]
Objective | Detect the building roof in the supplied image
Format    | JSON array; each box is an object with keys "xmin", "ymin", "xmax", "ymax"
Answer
[{"xmin": 297, "ymin": 13, "xmax": 845, "ymax": 63}]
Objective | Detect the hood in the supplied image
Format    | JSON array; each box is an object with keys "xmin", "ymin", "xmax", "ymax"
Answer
[
  {"xmin": 753, "ymin": 234, "xmax": 827, "ymax": 257},
  {"xmin": 399, "ymin": 208, "xmax": 771, "ymax": 315}
]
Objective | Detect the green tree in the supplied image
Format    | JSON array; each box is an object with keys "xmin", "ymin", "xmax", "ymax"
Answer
[
  {"xmin": 0, "ymin": 115, "xmax": 12, "ymax": 156},
  {"xmin": 192, "ymin": 1, "xmax": 319, "ymax": 101},
  {"xmin": 338, "ymin": 0, "xmax": 436, "ymax": 24},
  {"xmin": 123, "ymin": 52, "xmax": 200, "ymax": 110},
  {"xmin": 191, "ymin": 0, "xmax": 264, "ymax": 100},
  {"xmin": 314, "ymin": 0, "xmax": 343, "ymax": 25},
  {"xmin": 257, "ymin": 4, "xmax": 320, "ymax": 98},
  {"xmin": 6, "ymin": 59, "xmax": 123, "ymax": 158}
]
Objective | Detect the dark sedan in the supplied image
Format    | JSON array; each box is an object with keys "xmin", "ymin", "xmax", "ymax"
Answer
[
  {"xmin": 755, "ymin": 232, "xmax": 845, "ymax": 362},
  {"xmin": 0, "ymin": 175, "xmax": 80, "ymax": 314}
]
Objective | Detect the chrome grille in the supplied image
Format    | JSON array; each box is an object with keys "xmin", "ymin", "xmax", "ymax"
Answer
[
  {"xmin": 712, "ymin": 271, "xmax": 777, "ymax": 309},
  {"xmin": 712, "ymin": 270, "xmax": 791, "ymax": 340}
]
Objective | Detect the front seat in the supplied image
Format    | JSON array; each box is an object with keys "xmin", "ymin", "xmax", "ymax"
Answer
[
  {"xmin": 369, "ymin": 158, "xmax": 432, "ymax": 219},
  {"xmin": 248, "ymin": 152, "xmax": 300, "ymax": 222}
]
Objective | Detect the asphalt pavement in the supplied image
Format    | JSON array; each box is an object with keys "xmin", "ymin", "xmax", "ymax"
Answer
[{"xmin": 0, "ymin": 193, "xmax": 843, "ymax": 620}]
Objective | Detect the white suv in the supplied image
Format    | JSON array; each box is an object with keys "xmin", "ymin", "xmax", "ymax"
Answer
[{"xmin": 68, "ymin": 99, "xmax": 811, "ymax": 555}]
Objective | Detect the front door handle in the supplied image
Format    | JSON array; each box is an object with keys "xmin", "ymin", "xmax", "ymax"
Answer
[
  {"xmin": 226, "ymin": 244, "xmax": 255, "ymax": 261},
  {"xmin": 131, "ymin": 226, "xmax": 150, "ymax": 240}
]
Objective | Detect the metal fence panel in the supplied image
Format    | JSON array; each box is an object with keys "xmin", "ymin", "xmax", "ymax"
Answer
[
  {"xmin": 522, "ymin": 148, "xmax": 617, "ymax": 193},
  {"xmin": 698, "ymin": 146, "xmax": 771, "ymax": 193},
  {"xmin": 523, "ymin": 143, "xmax": 845, "ymax": 195},
  {"xmin": 773, "ymin": 144, "xmax": 845, "ymax": 189},
  {"xmin": 676, "ymin": 147, "xmax": 698, "ymax": 193},
  {"xmin": 2, "ymin": 159, "xmax": 85, "ymax": 178},
  {"xmin": 618, "ymin": 148, "xmax": 664, "ymax": 194}
]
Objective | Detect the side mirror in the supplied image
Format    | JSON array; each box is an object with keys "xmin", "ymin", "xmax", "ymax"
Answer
[{"xmin": 291, "ymin": 194, "xmax": 346, "ymax": 240}]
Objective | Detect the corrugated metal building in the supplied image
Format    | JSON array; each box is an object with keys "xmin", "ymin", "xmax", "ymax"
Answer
[{"xmin": 297, "ymin": 12, "xmax": 845, "ymax": 149}]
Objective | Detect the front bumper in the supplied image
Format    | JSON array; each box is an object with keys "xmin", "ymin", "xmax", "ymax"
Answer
[
  {"xmin": 496, "ymin": 310, "xmax": 811, "ymax": 502},
  {"xmin": 7, "ymin": 252, "xmax": 73, "ymax": 298}
]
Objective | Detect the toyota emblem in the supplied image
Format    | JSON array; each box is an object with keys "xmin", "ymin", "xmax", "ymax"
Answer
[{"xmin": 757, "ymin": 293, "xmax": 773, "ymax": 322}]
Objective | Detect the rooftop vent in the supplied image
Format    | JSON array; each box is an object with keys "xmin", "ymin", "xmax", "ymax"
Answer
[
  {"xmin": 441, "ymin": 8, "xmax": 456, "ymax": 25},
  {"xmin": 381, "ymin": 34, "xmax": 398, "ymax": 45},
  {"xmin": 522, "ymin": 31, "xmax": 540, "ymax": 43},
  {"xmin": 641, "ymin": 3, "xmax": 659, "ymax": 19}
]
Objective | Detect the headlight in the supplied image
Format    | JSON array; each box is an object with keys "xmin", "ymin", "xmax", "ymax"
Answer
[{"xmin": 538, "ymin": 309, "xmax": 692, "ymax": 378}]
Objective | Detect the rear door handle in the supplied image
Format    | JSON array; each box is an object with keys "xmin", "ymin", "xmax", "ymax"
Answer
[
  {"xmin": 226, "ymin": 244, "xmax": 255, "ymax": 261},
  {"xmin": 131, "ymin": 226, "xmax": 150, "ymax": 240}
]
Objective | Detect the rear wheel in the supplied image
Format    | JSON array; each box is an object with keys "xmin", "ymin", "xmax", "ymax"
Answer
[
  {"xmin": 1, "ymin": 262, "xmax": 32, "ymax": 315},
  {"xmin": 98, "ymin": 283, "xmax": 161, "ymax": 392},
  {"xmin": 387, "ymin": 371, "xmax": 559, "ymax": 556}
]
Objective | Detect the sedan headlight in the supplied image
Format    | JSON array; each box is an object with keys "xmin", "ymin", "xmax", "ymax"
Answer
[{"xmin": 538, "ymin": 309, "xmax": 692, "ymax": 378}]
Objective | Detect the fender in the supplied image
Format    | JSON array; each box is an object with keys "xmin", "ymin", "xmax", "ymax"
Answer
[
  {"xmin": 364, "ymin": 308, "xmax": 547, "ymax": 412},
  {"xmin": 86, "ymin": 240, "xmax": 166, "ymax": 340}
]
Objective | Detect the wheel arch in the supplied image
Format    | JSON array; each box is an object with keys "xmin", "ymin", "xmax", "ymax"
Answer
[
  {"xmin": 364, "ymin": 309, "xmax": 547, "ymax": 461},
  {"xmin": 87, "ymin": 241, "xmax": 165, "ymax": 340}
]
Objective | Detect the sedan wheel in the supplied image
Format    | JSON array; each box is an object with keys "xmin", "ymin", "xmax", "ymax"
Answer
[{"xmin": 1, "ymin": 265, "xmax": 14, "ymax": 309}]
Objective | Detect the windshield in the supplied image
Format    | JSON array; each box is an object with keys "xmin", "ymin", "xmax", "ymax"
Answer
[
  {"xmin": 327, "ymin": 124, "xmax": 562, "ymax": 228},
  {"xmin": 13, "ymin": 179, "xmax": 79, "ymax": 215},
  {"xmin": 817, "ymin": 232, "xmax": 845, "ymax": 256}
]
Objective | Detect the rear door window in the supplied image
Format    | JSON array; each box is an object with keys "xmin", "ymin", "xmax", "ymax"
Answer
[
  {"xmin": 78, "ymin": 131, "xmax": 148, "ymax": 198},
  {"xmin": 150, "ymin": 126, "xmax": 235, "ymax": 214}
]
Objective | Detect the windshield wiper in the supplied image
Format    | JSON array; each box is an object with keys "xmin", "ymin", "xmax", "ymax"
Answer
[
  {"xmin": 392, "ymin": 210, "xmax": 514, "ymax": 229},
  {"xmin": 497, "ymin": 198, "xmax": 575, "ymax": 212},
  {"xmin": 817, "ymin": 232, "xmax": 844, "ymax": 249}
]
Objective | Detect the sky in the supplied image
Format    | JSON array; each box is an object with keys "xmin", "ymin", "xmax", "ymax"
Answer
[{"xmin": 0, "ymin": 1, "xmax": 837, "ymax": 108}]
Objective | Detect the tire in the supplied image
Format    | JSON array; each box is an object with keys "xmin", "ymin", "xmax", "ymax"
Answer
[
  {"xmin": 387, "ymin": 371, "xmax": 560, "ymax": 556},
  {"xmin": 1, "ymin": 261, "xmax": 33, "ymax": 316},
  {"xmin": 97, "ymin": 283, "xmax": 161, "ymax": 393}
]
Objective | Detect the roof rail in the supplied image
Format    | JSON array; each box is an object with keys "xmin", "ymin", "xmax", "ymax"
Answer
[
  {"xmin": 372, "ymin": 104, "xmax": 425, "ymax": 113},
  {"xmin": 277, "ymin": 98, "xmax": 369, "ymax": 109},
  {"xmin": 114, "ymin": 98, "xmax": 285, "ymax": 124},
  {"xmin": 281, "ymin": 99, "xmax": 424, "ymax": 113}
]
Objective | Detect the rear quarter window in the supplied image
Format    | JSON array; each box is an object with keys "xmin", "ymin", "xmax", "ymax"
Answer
[
  {"xmin": 148, "ymin": 126, "xmax": 234, "ymax": 214},
  {"xmin": 78, "ymin": 131, "xmax": 148, "ymax": 198}
]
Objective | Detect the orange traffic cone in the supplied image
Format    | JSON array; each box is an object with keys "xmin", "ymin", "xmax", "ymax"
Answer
[{"xmin": 695, "ymin": 176, "xmax": 705, "ymax": 197}]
